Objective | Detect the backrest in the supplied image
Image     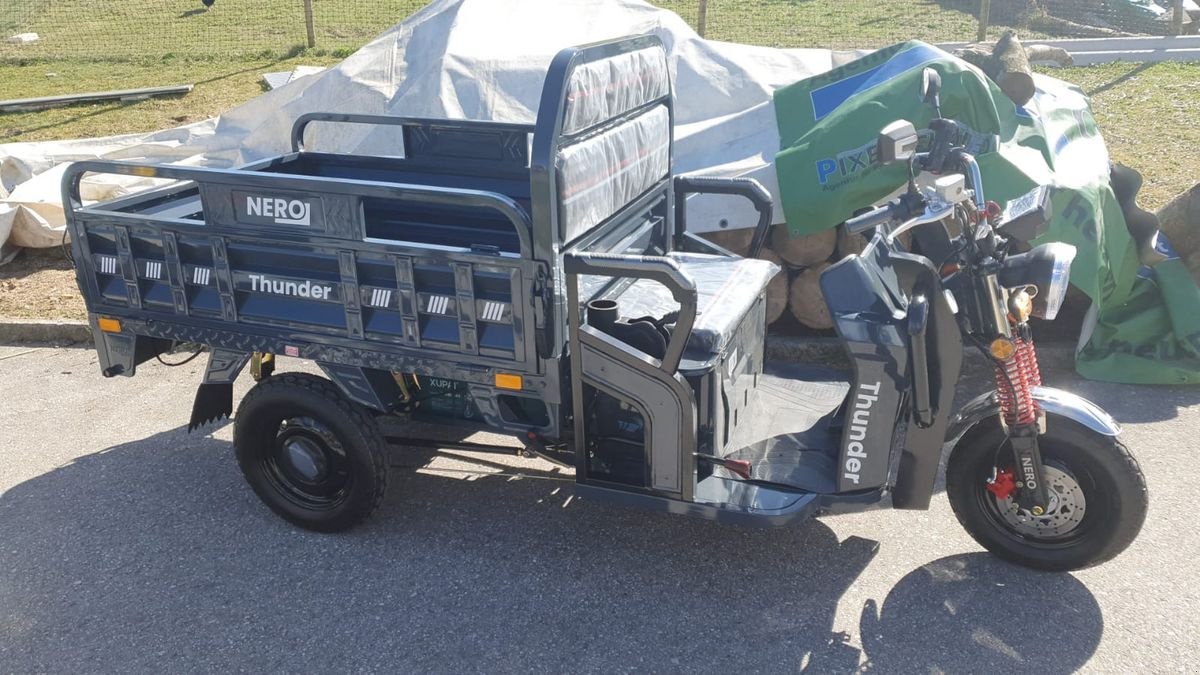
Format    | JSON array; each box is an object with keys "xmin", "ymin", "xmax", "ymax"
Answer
[{"xmin": 530, "ymin": 35, "xmax": 673, "ymax": 256}]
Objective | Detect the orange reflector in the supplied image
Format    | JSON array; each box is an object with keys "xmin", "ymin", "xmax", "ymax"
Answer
[
  {"xmin": 989, "ymin": 338, "xmax": 1017, "ymax": 361},
  {"xmin": 495, "ymin": 373, "xmax": 523, "ymax": 391},
  {"xmin": 97, "ymin": 317, "xmax": 122, "ymax": 333}
]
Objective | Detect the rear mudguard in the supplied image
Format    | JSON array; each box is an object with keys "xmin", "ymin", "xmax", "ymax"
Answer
[{"xmin": 945, "ymin": 386, "xmax": 1122, "ymax": 448}]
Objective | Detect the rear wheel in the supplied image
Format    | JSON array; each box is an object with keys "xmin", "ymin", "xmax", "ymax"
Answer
[
  {"xmin": 946, "ymin": 416, "xmax": 1147, "ymax": 572},
  {"xmin": 234, "ymin": 373, "xmax": 389, "ymax": 532}
]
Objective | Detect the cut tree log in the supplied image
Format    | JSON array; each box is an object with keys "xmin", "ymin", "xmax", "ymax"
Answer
[
  {"xmin": 836, "ymin": 224, "xmax": 868, "ymax": 259},
  {"xmin": 1025, "ymin": 44, "xmax": 1073, "ymax": 68},
  {"xmin": 1156, "ymin": 183, "xmax": 1200, "ymax": 257},
  {"xmin": 954, "ymin": 32, "xmax": 1035, "ymax": 105},
  {"xmin": 771, "ymin": 224, "xmax": 836, "ymax": 267},
  {"xmin": 992, "ymin": 32, "xmax": 1035, "ymax": 106},
  {"xmin": 756, "ymin": 248, "xmax": 790, "ymax": 325},
  {"xmin": 699, "ymin": 228, "xmax": 754, "ymax": 257},
  {"xmin": 789, "ymin": 263, "xmax": 833, "ymax": 330}
]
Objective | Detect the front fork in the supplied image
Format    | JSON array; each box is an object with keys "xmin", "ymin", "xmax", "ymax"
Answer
[{"xmin": 993, "ymin": 326, "xmax": 1051, "ymax": 514}]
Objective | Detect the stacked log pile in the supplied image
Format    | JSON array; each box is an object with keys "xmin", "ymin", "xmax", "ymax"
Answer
[
  {"xmin": 1157, "ymin": 183, "xmax": 1200, "ymax": 284},
  {"xmin": 700, "ymin": 223, "xmax": 872, "ymax": 331}
]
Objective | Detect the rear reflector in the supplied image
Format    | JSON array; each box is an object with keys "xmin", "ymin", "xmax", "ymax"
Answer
[
  {"xmin": 495, "ymin": 373, "xmax": 523, "ymax": 390},
  {"xmin": 97, "ymin": 317, "xmax": 122, "ymax": 333}
]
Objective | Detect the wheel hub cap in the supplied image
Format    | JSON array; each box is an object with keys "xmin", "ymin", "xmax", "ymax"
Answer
[{"xmin": 283, "ymin": 437, "xmax": 328, "ymax": 482}]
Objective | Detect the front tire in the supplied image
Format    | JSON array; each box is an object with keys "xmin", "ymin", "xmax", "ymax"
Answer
[
  {"xmin": 946, "ymin": 416, "xmax": 1147, "ymax": 572},
  {"xmin": 234, "ymin": 373, "xmax": 389, "ymax": 532}
]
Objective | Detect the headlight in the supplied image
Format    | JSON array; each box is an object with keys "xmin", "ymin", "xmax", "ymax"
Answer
[{"xmin": 997, "ymin": 242, "xmax": 1077, "ymax": 320}]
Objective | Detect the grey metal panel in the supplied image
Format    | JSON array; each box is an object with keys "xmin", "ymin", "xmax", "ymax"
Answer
[
  {"xmin": 579, "ymin": 326, "xmax": 695, "ymax": 494},
  {"xmin": 202, "ymin": 349, "xmax": 251, "ymax": 384},
  {"xmin": 452, "ymin": 262, "xmax": 479, "ymax": 356},
  {"xmin": 108, "ymin": 315, "xmax": 560, "ymax": 401},
  {"xmin": 338, "ymin": 250, "xmax": 365, "ymax": 339},
  {"xmin": 210, "ymin": 238, "xmax": 238, "ymax": 323},
  {"xmin": 318, "ymin": 363, "xmax": 401, "ymax": 412},
  {"xmin": 113, "ymin": 225, "xmax": 142, "ymax": 309},
  {"xmin": 394, "ymin": 256, "xmax": 422, "ymax": 348},
  {"xmin": 579, "ymin": 479, "xmax": 821, "ymax": 528},
  {"xmin": 65, "ymin": 161, "xmax": 534, "ymax": 258},
  {"xmin": 160, "ymin": 231, "xmax": 189, "ymax": 315}
]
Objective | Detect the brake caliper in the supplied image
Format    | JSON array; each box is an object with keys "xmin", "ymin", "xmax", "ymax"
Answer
[{"xmin": 986, "ymin": 468, "xmax": 1017, "ymax": 500}]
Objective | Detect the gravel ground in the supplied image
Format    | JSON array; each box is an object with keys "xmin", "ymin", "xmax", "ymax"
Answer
[{"xmin": 1, "ymin": 346, "xmax": 1198, "ymax": 672}]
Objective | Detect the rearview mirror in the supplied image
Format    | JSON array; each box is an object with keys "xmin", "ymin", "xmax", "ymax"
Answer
[
  {"xmin": 921, "ymin": 67, "xmax": 942, "ymax": 116},
  {"xmin": 921, "ymin": 67, "xmax": 942, "ymax": 103},
  {"xmin": 878, "ymin": 120, "xmax": 920, "ymax": 164}
]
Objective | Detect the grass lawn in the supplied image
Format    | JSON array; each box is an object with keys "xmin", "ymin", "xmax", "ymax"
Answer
[
  {"xmin": 0, "ymin": 0, "xmax": 429, "ymax": 60},
  {"xmin": 1, "ymin": 1, "xmax": 1197, "ymax": 320},
  {"xmin": 1, "ymin": 54, "xmax": 344, "ymax": 142}
]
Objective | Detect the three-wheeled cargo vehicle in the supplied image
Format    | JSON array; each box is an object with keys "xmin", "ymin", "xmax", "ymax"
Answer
[{"xmin": 65, "ymin": 35, "xmax": 1146, "ymax": 571}]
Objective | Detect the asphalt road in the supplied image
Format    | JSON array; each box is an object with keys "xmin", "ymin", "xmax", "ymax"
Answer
[{"xmin": 1, "ymin": 345, "xmax": 1198, "ymax": 673}]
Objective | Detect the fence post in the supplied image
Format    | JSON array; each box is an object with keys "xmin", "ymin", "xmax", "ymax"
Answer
[
  {"xmin": 697, "ymin": 0, "xmax": 708, "ymax": 38},
  {"xmin": 1173, "ymin": 0, "xmax": 1185, "ymax": 35},
  {"xmin": 303, "ymin": 0, "xmax": 317, "ymax": 49},
  {"xmin": 976, "ymin": 0, "xmax": 991, "ymax": 43}
]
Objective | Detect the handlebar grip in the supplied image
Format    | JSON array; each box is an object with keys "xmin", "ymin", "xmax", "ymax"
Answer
[{"xmin": 845, "ymin": 203, "xmax": 895, "ymax": 235}]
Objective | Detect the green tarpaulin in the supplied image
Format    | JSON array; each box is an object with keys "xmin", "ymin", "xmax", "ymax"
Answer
[{"xmin": 773, "ymin": 41, "xmax": 1200, "ymax": 385}]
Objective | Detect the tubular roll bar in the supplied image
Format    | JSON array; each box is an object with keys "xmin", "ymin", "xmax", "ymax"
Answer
[
  {"xmin": 562, "ymin": 251, "xmax": 698, "ymax": 374},
  {"xmin": 673, "ymin": 175, "xmax": 774, "ymax": 258},
  {"xmin": 61, "ymin": 159, "xmax": 535, "ymax": 258},
  {"xmin": 289, "ymin": 112, "xmax": 534, "ymax": 153}
]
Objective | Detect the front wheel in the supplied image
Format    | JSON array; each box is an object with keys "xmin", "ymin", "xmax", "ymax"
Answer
[{"xmin": 946, "ymin": 416, "xmax": 1147, "ymax": 572}]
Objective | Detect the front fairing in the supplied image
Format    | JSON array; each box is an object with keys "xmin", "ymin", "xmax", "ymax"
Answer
[{"xmin": 821, "ymin": 232, "xmax": 963, "ymax": 507}]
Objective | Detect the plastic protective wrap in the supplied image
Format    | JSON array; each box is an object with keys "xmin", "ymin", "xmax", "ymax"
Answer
[
  {"xmin": 556, "ymin": 104, "xmax": 670, "ymax": 242},
  {"xmin": 616, "ymin": 252, "xmax": 779, "ymax": 355},
  {"xmin": 561, "ymin": 45, "xmax": 670, "ymax": 136}
]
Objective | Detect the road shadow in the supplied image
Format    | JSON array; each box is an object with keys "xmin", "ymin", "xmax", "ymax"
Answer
[
  {"xmin": 860, "ymin": 554, "xmax": 1103, "ymax": 673},
  {"xmin": 0, "ymin": 424, "xmax": 871, "ymax": 671},
  {"xmin": 0, "ymin": 423, "xmax": 1109, "ymax": 670}
]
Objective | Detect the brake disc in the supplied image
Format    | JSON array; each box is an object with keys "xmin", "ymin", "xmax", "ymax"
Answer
[{"xmin": 993, "ymin": 465, "xmax": 1087, "ymax": 540}]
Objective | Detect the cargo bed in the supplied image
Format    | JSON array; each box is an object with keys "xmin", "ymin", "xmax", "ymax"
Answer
[{"xmin": 66, "ymin": 116, "xmax": 545, "ymax": 384}]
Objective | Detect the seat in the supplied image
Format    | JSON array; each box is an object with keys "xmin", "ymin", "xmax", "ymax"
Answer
[{"xmin": 614, "ymin": 252, "xmax": 779, "ymax": 356}]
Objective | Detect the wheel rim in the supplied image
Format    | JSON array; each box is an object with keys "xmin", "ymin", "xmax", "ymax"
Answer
[
  {"xmin": 977, "ymin": 449, "xmax": 1098, "ymax": 547},
  {"xmin": 263, "ymin": 416, "xmax": 352, "ymax": 510},
  {"xmin": 987, "ymin": 464, "xmax": 1088, "ymax": 541}
]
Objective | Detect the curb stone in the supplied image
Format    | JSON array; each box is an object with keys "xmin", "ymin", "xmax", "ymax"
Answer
[{"xmin": 0, "ymin": 319, "xmax": 91, "ymax": 346}]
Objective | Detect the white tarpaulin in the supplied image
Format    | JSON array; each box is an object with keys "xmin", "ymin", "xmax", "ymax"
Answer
[{"xmin": 0, "ymin": 0, "xmax": 862, "ymax": 254}]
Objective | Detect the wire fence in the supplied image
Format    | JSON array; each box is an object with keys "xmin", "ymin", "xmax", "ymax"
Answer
[
  {"xmin": 0, "ymin": 0, "xmax": 1194, "ymax": 61},
  {"xmin": 0, "ymin": 0, "xmax": 429, "ymax": 60}
]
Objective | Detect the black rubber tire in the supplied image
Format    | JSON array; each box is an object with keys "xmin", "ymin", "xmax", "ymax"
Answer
[
  {"xmin": 234, "ymin": 372, "xmax": 388, "ymax": 533},
  {"xmin": 946, "ymin": 416, "xmax": 1148, "ymax": 572}
]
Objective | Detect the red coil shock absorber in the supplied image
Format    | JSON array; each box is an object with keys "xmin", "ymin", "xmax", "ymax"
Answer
[
  {"xmin": 994, "ymin": 337, "xmax": 1039, "ymax": 427},
  {"xmin": 1017, "ymin": 337, "xmax": 1042, "ymax": 387}
]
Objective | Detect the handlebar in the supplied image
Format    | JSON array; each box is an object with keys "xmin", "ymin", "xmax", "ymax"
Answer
[
  {"xmin": 845, "ymin": 202, "xmax": 899, "ymax": 235},
  {"xmin": 845, "ymin": 191, "xmax": 927, "ymax": 235}
]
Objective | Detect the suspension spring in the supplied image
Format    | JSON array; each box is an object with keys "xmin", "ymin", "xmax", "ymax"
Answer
[{"xmin": 994, "ymin": 337, "xmax": 1040, "ymax": 427}]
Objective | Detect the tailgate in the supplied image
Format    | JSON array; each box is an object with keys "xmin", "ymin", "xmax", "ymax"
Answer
[{"xmin": 66, "ymin": 161, "xmax": 540, "ymax": 371}]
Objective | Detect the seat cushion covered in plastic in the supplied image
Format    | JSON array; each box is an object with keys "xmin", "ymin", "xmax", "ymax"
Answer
[{"xmin": 615, "ymin": 252, "xmax": 779, "ymax": 356}]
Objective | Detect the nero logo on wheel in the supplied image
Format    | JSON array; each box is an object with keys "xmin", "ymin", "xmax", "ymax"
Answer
[{"xmin": 234, "ymin": 191, "xmax": 323, "ymax": 228}]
